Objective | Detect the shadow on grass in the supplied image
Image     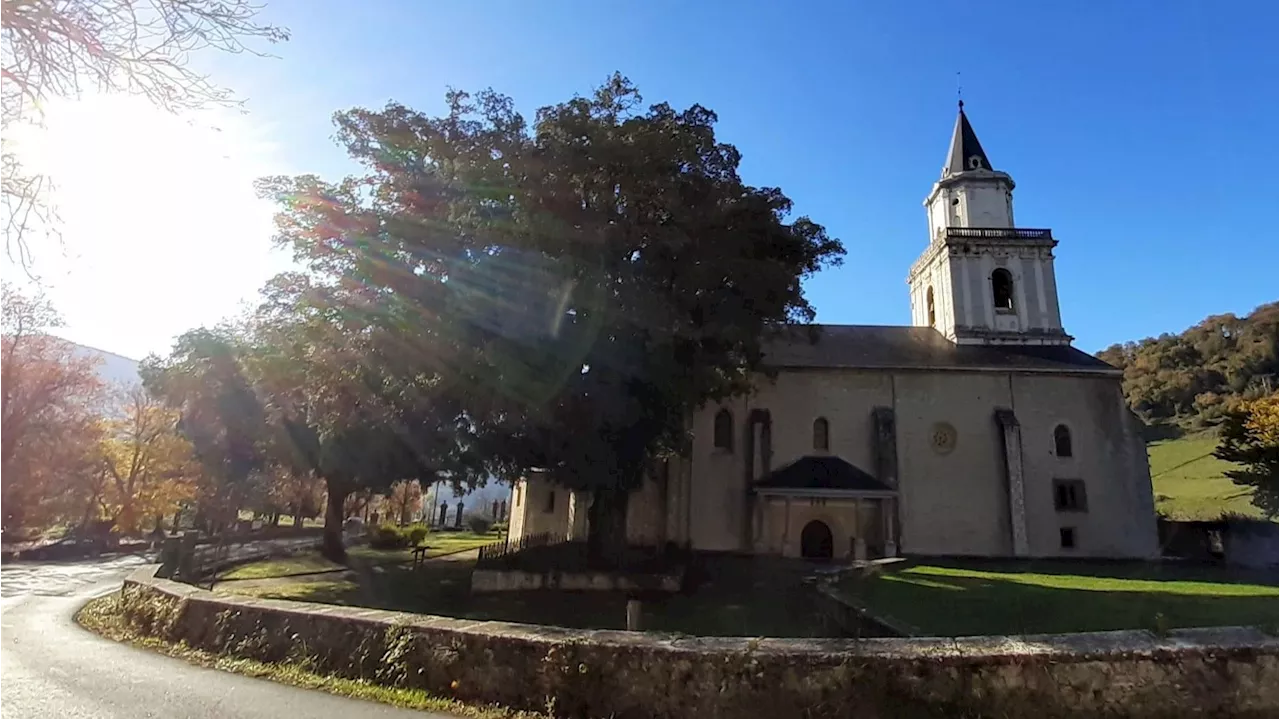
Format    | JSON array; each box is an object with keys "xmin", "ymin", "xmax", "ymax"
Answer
[
  {"xmin": 841, "ymin": 563, "xmax": 1278, "ymax": 638},
  {"xmin": 913, "ymin": 556, "xmax": 1278, "ymax": 586},
  {"xmin": 240, "ymin": 552, "xmax": 841, "ymax": 637}
]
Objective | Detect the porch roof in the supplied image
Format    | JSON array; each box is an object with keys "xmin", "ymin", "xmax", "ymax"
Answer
[{"xmin": 753, "ymin": 455, "xmax": 895, "ymax": 496}]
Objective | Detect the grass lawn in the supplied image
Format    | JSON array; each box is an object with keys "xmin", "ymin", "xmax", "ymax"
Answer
[
  {"xmin": 839, "ymin": 559, "xmax": 1278, "ymax": 637},
  {"xmin": 219, "ymin": 530, "xmax": 496, "ymax": 582},
  {"xmin": 1148, "ymin": 434, "xmax": 1264, "ymax": 520},
  {"xmin": 221, "ymin": 554, "xmax": 341, "ymax": 580},
  {"xmin": 218, "ymin": 553, "xmax": 837, "ymax": 637},
  {"xmin": 419, "ymin": 531, "xmax": 500, "ymax": 555}
]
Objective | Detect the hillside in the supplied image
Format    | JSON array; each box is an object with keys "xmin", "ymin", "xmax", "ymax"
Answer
[
  {"xmin": 67, "ymin": 342, "xmax": 142, "ymax": 389},
  {"xmin": 1148, "ymin": 434, "xmax": 1262, "ymax": 520},
  {"xmin": 1098, "ymin": 302, "xmax": 1277, "ymax": 431}
]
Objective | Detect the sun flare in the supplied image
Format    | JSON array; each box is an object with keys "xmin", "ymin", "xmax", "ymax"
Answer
[{"xmin": 5, "ymin": 93, "xmax": 292, "ymax": 359}]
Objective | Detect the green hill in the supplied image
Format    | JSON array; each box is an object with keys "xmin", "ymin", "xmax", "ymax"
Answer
[{"xmin": 1148, "ymin": 434, "xmax": 1262, "ymax": 520}]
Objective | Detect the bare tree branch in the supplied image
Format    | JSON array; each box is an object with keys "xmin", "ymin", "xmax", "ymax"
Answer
[{"xmin": 1, "ymin": 0, "xmax": 289, "ymax": 274}]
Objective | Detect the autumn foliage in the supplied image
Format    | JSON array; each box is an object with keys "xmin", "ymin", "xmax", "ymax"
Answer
[
  {"xmin": 1, "ymin": 287, "xmax": 105, "ymax": 535},
  {"xmin": 90, "ymin": 388, "xmax": 198, "ymax": 534},
  {"xmin": 1, "ymin": 287, "xmax": 202, "ymax": 539},
  {"xmin": 1214, "ymin": 393, "xmax": 1279, "ymax": 519}
]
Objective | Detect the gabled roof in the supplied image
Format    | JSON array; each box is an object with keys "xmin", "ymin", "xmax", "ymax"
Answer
[
  {"xmin": 945, "ymin": 101, "xmax": 993, "ymax": 176},
  {"xmin": 761, "ymin": 325, "xmax": 1118, "ymax": 374},
  {"xmin": 754, "ymin": 456, "xmax": 893, "ymax": 494}
]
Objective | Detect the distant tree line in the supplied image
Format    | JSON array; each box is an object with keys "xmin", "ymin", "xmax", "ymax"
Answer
[{"xmin": 1097, "ymin": 302, "xmax": 1278, "ymax": 432}]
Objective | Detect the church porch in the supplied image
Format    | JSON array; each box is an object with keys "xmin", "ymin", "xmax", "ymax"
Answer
[{"xmin": 750, "ymin": 456, "xmax": 899, "ymax": 561}]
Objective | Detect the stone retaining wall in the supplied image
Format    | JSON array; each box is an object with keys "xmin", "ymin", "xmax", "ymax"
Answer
[
  {"xmin": 471, "ymin": 568, "xmax": 683, "ymax": 593},
  {"xmin": 120, "ymin": 565, "xmax": 1277, "ymax": 719}
]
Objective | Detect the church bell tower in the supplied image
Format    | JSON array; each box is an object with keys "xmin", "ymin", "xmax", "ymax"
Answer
[{"xmin": 907, "ymin": 102, "xmax": 1072, "ymax": 346}]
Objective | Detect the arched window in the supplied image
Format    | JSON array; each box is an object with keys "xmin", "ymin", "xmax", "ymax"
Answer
[
  {"xmin": 713, "ymin": 409, "xmax": 734, "ymax": 451},
  {"xmin": 991, "ymin": 268, "xmax": 1014, "ymax": 311},
  {"xmin": 813, "ymin": 417, "xmax": 830, "ymax": 451},
  {"xmin": 926, "ymin": 286, "xmax": 936, "ymax": 328},
  {"xmin": 1053, "ymin": 425, "xmax": 1073, "ymax": 457}
]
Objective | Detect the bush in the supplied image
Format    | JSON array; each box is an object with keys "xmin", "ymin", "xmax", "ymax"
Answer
[
  {"xmin": 465, "ymin": 515, "xmax": 493, "ymax": 534},
  {"xmin": 405, "ymin": 524, "xmax": 429, "ymax": 546},
  {"xmin": 367, "ymin": 524, "xmax": 411, "ymax": 550},
  {"xmin": 367, "ymin": 523, "xmax": 430, "ymax": 550}
]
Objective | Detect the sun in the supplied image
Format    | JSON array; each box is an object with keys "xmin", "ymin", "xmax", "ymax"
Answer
[{"xmin": 5, "ymin": 93, "xmax": 293, "ymax": 359}]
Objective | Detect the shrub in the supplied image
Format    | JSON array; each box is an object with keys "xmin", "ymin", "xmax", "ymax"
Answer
[
  {"xmin": 405, "ymin": 524, "xmax": 429, "ymax": 546},
  {"xmin": 465, "ymin": 515, "xmax": 493, "ymax": 534},
  {"xmin": 367, "ymin": 524, "xmax": 411, "ymax": 550}
]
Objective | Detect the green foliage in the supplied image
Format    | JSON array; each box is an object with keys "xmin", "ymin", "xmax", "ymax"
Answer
[
  {"xmin": 367, "ymin": 523, "xmax": 430, "ymax": 550},
  {"xmin": 464, "ymin": 514, "xmax": 493, "ymax": 535},
  {"xmin": 255, "ymin": 74, "xmax": 844, "ymax": 559},
  {"xmin": 367, "ymin": 524, "xmax": 411, "ymax": 550},
  {"xmin": 141, "ymin": 328, "xmax": 268, "ymax": 526},
  {"xmin": 406, "ymin": 524, "xmax": 429, "ymax": 546},
  {"xmin": 1214, "ymin": 395, "xmax": 1279, "ymax": 519},
  {"xmin": 1098, "ymin": 302, "xmax": 1277, "ymax": 429}
]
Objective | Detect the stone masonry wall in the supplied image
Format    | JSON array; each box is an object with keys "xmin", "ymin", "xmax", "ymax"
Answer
[{"xmin": 120, "ymin": 566, "xmax": 1277, "ymax": 719}]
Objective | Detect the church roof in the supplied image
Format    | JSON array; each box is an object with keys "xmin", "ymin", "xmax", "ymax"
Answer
[
  {"xmin": 762, "ymin": 325, "xmax": 1119, "ymax": 374},
  {"xmin": 754, "ymin": 456, "xmax": 893, "ymax": 494},
  {"xmin": 945, "ymin": 101, "xmax": 992, "ymax": 175}
]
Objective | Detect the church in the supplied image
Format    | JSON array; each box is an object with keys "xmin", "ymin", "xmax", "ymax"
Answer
[{"xmin": 507, "ymin": 103, "xmax": 1160, "ymax": 561}]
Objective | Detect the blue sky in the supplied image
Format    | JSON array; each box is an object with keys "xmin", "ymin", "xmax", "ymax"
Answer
[{"xmin": 49, "ymin": 0, "xmax": 1280, "ymax": 357}]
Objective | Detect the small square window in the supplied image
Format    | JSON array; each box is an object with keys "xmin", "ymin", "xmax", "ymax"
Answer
[{"xmin": 1059, "ymin": 527, "xmax": 1076, "ymax": 549}]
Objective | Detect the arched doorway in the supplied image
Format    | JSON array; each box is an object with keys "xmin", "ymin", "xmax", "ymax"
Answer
[{"xmin": 800, "ymin": 520, "xmax": 834, "ymax": 560}]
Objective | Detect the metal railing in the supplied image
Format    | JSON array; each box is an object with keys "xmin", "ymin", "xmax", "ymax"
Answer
[
  {"xmin": 944, "ymin": 227, "xmax": 1053, "ymax": 240},
  {"xmin": 476, "ymin": 531, "xmax": 561, "ymax": 566}
]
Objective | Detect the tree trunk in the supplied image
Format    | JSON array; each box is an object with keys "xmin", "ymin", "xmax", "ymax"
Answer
[
  {"xmin": 587, "ymin": 486, "xmax": 629, "ymax": 568},
  {"xmin": 322, "ymin": 486, "xmax": 349, "ymax": 562},
  {"xmin": 171, "ymin": 508, "xmax": 182, "ymax": 532},
  {"xmin": 271, "ymin": 512, "xmax": 281, "ymax": 527}
]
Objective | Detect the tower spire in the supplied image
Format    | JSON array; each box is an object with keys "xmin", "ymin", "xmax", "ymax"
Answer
[{"xmin": 944, "ymin": 101, "xmax": 991, "ymax": 176}]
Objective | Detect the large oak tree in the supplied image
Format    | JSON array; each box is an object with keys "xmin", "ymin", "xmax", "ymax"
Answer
[{"xmin": 257, "ymin": 75, "xmax": 843, "ymax": 561}]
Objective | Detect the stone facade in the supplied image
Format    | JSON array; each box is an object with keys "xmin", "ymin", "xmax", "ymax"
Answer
[
  {"xmin": 507, "ymin": 104, "xmax": 1160, "ymax": 563},
  {"xmin": 121, "ymin": 565, "xmax": 1279, "ymax": 719},
  {"xmin": 508, "ymin": 469, "xmax": 570, "ymax": 540},
  {"xmin": 675, "ymin": 369, "xmax": 1158, "ymax": 559}
]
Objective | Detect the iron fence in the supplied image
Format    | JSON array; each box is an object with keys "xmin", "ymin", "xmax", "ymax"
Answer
[{"xmin": 476, "ymin": 531, "xmax": 570, "ymax": 568}]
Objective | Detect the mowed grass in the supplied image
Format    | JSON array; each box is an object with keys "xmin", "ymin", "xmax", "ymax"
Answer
[
  {"xmin": 221, "ymin": 554, "xmax": 341, "ymax": 580},
  {"xmin": 840, "ymin": 560, "xmax": 1278, "ymax": 637},
  {"xmin": 218, "ymin": 553, "xmax": 837, "ymax": 637},
  {"xmin": 220, "ymin": 531, "xmax": 496, "ymax": 582},
  {"xmin": 1148, "ymin": 434, "xmax": 1264, "ymax": 520}
]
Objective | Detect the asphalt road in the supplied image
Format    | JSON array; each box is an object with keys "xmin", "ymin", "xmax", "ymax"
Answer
[{"xmin": 1, "ymin": 555, "xmax": 452, "ymax": 718}]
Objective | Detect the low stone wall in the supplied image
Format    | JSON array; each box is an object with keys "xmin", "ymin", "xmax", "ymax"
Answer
[
  {"xmin": 120, "ymin": 565, "xmax": 1278, "ymax": 719},
  {"xmin": 810, "ymin": 584, "xmax": 913, "ymax": 638},
  {"xmin": 471, "ymin": 568, "xmax": 682, "ymax": 593}
]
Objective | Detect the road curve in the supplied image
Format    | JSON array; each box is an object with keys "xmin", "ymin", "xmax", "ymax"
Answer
[{"xmin": 1, "ymin": 557, "xmax": 452, "ymax": 719}]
